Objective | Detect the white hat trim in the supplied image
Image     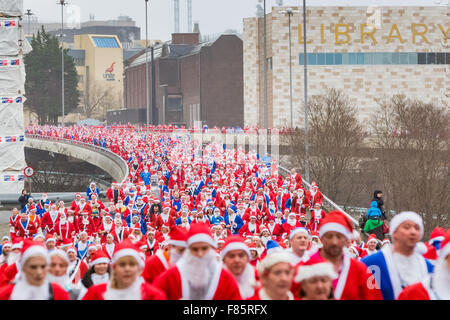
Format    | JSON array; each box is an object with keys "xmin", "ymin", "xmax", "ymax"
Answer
[
  {"xmin": 20, "ymin": 246, "xmax": 49, "ymax": 269},
  {"xmin": 289, "ymin": 227, "xmax": 309, "ymax": 240},
  {"xmin": 294, "ymin": 262, "xmax": 338, "ymax": 283},
  {"xmin": 67, "ymin": 248, "xmax": 77, "ymax": 254},
  {"xmin": 367, "ymin": 238, "xmax": 378, "ymax": 244},
  {"xmin": 319, "ymin": 223, "xmax": 352, "ymax": 240},
  {"xmin": 90, "ymin": 257, "xmax": 110, "ymax": 267},
  {"xmin": 220, "ymin": 242, "xmax": 250, "ymax": 259},
  {"xmin": 2, "ymin": 243, "xmax": 11, "ymax": 248},
  {"xmin": 112, "ymin": 249, "xmax": 144, "ymax": 268},
  {"xmin": 428, "ymin": 236, "xmax": 444, "ymax": 244},
  {"xmin": 389, "ymin": 211, "xmax": 423, "ymax": 239},
  {"xmin": 440, "ymin": 243, "xmax": 450, "ymax": 261},
  {"xmin": 257, "ymin": 251, "xmax": 291, "ymax": 276},
  {"xmin": 168, "ymin": 239, "xmax": 187, "ymax": 248},
  {"xmin": 187, "ymin": 233, "xmax": 217, "ymax": 248},
  {"xmin": 45, "ymin": 237, "xmax": 56, "ymax": 243},
  {"xmin": 49, "ymin": 249, "xmax": 69, "ymax": 264}
]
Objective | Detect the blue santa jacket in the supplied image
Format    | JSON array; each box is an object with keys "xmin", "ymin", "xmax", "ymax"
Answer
[
  {"xmin": 140, "ymin": 171, "xmax": 151, "ymax": 186},
  {"xmin": 361, "ymin": 246, "xmax": 434, "ymax": 300},
  {"xmin": 224, "ymin": 211, "xmax": 244, "ymax": 235},
  {"xmin": 175, "ymin": 216, "xmax": 191, "ymax": 226}
]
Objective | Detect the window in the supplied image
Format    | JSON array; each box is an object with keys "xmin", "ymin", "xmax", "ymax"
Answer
[
  {"xmin": 299, "ymin": 53, "xmax": 304, "ymax": 65},
  {"xmin": 383, "ymin": 53, "xmax": 392, "ymax": 65},
  {"xmin": 335, "ymin": 53, "xmax": 342, "ymax": 65},
  {"xmin": 357, "ymin": 53, "xmax": 364, "ymax": 64},
  {"xmin": 418, "ymin": 53, "xmax": 427, "ymax": 64},
  {"xmin": 408, "ymin": 53, "xmax": 418, "ymax": 64},
  {"xmin": 167, "ymin": 96, "xmax": 183, "ymax": 112},
  {"xmin": 399, "ymin": 53, "xmax": 408, "ymax": 64},
  {"xmin": 92, "ymin": 37, "xmax": 120, "ymax": 48},
  {"xmin": 349, "ymin": 53, "xmax": 357, "ymax": 65},
  {"xmin": 317, "ymin": 53, "xmax": 325, "ymax": 65},
  {"xmin": 307, "ymin": 53, "xmax": 316, "ymax": 65},
  {"xmin": 436, "ymin": 53, "xmax": 445, "ymax": 64},
  {"xmin": 342, "ymin": 53, "xmax": 349, "ymax": 65},
  {"xmin": 364, "ymin": 53, "xmax": 373, "ymax": 65},
  {"xmin": 267, "ymin": 57, "xmax": 273, "ymax": 70},
  {"xmin": 326, "ymin": 53, "xmax": 334, "ymax": 65},
  {"xmin": 427, "ymin": 52, "xmax": 436, "ymax": 64}
]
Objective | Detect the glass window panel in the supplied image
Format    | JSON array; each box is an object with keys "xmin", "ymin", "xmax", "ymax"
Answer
[
  {"xmin": 436, "ymin": 53, "xmax": 445, "ymax": 64},
  {"xmin": 317, "ymin": 53, "xmax": 326, "ymax": 65},
  {"xmin": 382, "ymin": 53, "xmax": 392, "ymax": 64},
  {"xmin": 342, "ymin": 53, "xmax": 349, "ymax": 65},
  {"xmin": 391, "ymin": 52, "xmax": 399, "ymax": 64},
  {"xmin": 399, "ymin": 53, "xmax": 408, "ymax": 64},
  {"xmin": 326, "ymin": 53, "xmax": 334, "ymax": 65},
  {"xmin": 364, "ymin": 53, "xmax": 373, "ymax": 64},
  {"xmin": 349, "ymin": 53, "xmax": 357, "ymax": 65},
  {"xmin": 299, "ymin": 53, "xmax": 304, "ymax": 65},
  {"xmin": 334, "ymin": 53, "xmax": 342, "ymax": 65},
  {"xmin": 427, "ymin": 52, "xmax": 436, "ymax": 64},
  {"xmin": 307, "ymin": 53, "xmax": 316, "ymax": 65},
  {"xmin": 373, "ymin": 52, "xmax": 383, "ymax": 64},
  {"xmin": 446, "ymin": 53, "xmax": 450, "ymax": 64},
  {"xmin": 357, "ymin": 53, "xmax": 364, "ymax": 64},
  {"xmin": 408, "ymin": 53, "xmax": 418, "ymax": 64},
  {"xmin": 418, "ymin": 53, "xmax": 427, "ymax": 64}
]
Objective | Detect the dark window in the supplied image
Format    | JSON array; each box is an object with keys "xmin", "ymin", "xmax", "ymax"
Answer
[
  {"xmin": 307, "ymin": 53, "xmax": 316, "ymax": 65},
  {"xmin": 335, "ymin": 53, "xmax": 342, "ymax": 65},
  {"xmin": 446, "ymin": 53, "xmax": 450, "ymax": 64},
  {"xmin": 427, "ymin": 52, "xmax": 436, "ymax": 64},
  {"xmin": 167, "ymin": 97, "xmax": 183, "ymax": 112},
  {"xmin": 326, "ymin": 53, "xmax": 334, "ymax": 65},
  {"xmin": 418, "ymin": 53, "xmax": 427, "ymax": 64},
  {"xmin": 436, "ymin": 53, "xmax": 445, "ymax": 64}
]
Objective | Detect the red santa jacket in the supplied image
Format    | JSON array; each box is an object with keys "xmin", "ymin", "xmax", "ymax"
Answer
[
  {"xmin": 82, "ymin": 282, "xmax": 166, "ymax": 300},
  {"xmin": 54, "ymin": 220, "xmax": 76, "ymax": 244},
  {"xmin": 154, "ymin": 214, "xmax": 175, "ymax": 231},
  {"xmin": 142, "ymin": 250, "xmax": 170, "ymax": 284},
  {"xmin": 0, "ymin": 263, "xmax": 17, "ymax": 287},
  {"xmin": 153, "ymin": 261, "xmax": 242, "ymax": 300},
  {"xmin": 102, "ymin": 243, "xmax": 116, "ymax": 260},
  {"xmin": 306, "ymin": 190, "xmax": 324, "ymax": 207},
  {"xmin": 76, "ymin": 216, "xmax": 97, "ymax": 236},
  {"xmin": 14, "ymin": 218, "xmax": 37, "ymax": 239},
  {"xmin": 97, "ymin": 221, "xmax": 115, "ymax": 244},
  {"xmin": 0, "ymin": 283, "xmax": 70, "ymax": 300},
  {"xmin": 398, "ymin": 280, "xmax": 432, "ymax": 300},
  {"xmin": 265, "ymin": 222, "xmax": 282, "ymax": 240},
  {"xmin": 40, "ymin": 211, "xmax": 60, "ymax": 234},
  {"xmin": 239, "ymin": 222, "xmax": 261, "ymax": 237},
  {"xmin": 106, "ymin": 188, "xmax": 125, "ymax": 203}
]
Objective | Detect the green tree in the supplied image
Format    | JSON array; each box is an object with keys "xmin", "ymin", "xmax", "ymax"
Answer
[{"xmin": 24, "ymin": 26, "xmax": 80, "ymax": 124}]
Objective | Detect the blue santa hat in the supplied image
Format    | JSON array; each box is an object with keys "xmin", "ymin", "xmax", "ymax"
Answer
[
  {"xmin": 229, "ymin": 206, "xmax": 237, "ymax": 213},
  {"xmin": 266, "ymin": 240, "xmax": 284, "ymax": 255}
]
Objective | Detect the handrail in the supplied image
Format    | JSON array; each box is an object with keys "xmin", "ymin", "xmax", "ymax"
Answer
[
  {"xmin": 25, "ymin": 134, "xmax": 129, "ymax": 185},
  {"xmin": 278, "ymin": 165, "xmax": 359, "ymax": 226}
]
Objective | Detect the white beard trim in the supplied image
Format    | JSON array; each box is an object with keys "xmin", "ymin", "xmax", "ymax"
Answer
[
  {"xmin": 432, "ymin": 257, "xmax": 450, "ymax": 300},
  {"xmin": 183, "ymin": 249, "xmax": 217, "ymax": 290},
  {"xmin": 234, "ymin": 264, "xmax": 256, "ymax": 299}
]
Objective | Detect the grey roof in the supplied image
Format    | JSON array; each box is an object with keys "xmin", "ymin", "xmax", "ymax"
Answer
[
  {"xmin": 67, "ymin": 49, "xmax": 85, "ymax": 59},
  {"xmin": 123, "ymin": 49, "xmax": 141, "ymax": 61}
]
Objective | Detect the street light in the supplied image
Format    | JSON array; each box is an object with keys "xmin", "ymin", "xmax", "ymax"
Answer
[
  {"xmin": 58, "ymin": 0, "xmax": 67, "ymax": 127},
  {"xmin": 279, "ymin": 8, "xmax": 299, "ymax": 129},
  {"xmin": 302, "ymin": 0, "xmax": 310, "ymax": 182},
  {"xmin": 145, "ymin": 0, "xmax": 150, "ymax": 132}
]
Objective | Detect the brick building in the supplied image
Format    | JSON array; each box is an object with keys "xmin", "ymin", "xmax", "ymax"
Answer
[{"xmin": 124, "ymin": 33, "xmax": 244, "ymax": 127}]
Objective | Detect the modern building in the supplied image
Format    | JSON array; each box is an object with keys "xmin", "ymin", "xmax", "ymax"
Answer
[
  {"xmin": 123, "ymin": 33, "xmax": 244, "ymax": 127},
  {"xmin": 244, "ymin": 6, "xmax": 449, "ymax": 128}
]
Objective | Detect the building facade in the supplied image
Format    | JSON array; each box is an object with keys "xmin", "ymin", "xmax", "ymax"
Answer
[
  {"xmin": 244, "ymin": 6, "xmax": 449, "ymax": 128},
  {"xmin": 124, "ymin": 33, "xmax": 244, "ymax": 127}
]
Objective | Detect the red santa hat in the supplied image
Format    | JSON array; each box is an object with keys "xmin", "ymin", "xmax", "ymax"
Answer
[
  {"xmin": 87, "ymin": 244, "xmax": 97, "ymax": 253},
  {"xmin": 186, "ymin": 222, "xmax": 216, "ymax": 248},
  {"xmin": 45, "ymin": 234, "xmax": 56, "ymax": 244},
  {"xmin": 428, "ymin": 227, "xmax": 445, "ymax": 244},
  {"xmin": 220, "ymin": 235, "xmax": 250, "ymax": 259},
  {"xmin": 389, "ymin": 211, "xmax": 424, "ymax": 239},
  {"xmin": 111, "ymin": 239, "xmax": 145, "ymax": 269},
  {"xmin": 168, "ymin": 227, "xmax": 188, "ymax": 248},
  {"xmin": 2, "ymin": 241, "xmax": 11, "ymax": 248},
  {"xmin": 257, "ymin": 244, "xmax": 291, "ymax": 276},
  {"xmin": 318, "ymin": 210, "xmax": 353, "ymax": 240},
  {"xmin": 49, "ymin": 249, "xmax": 69, "ymax": 264},
  {"xmin": 133, "ymin": 223, "xmax": 141, "ymax": 230},
  {"xmin": 18, "ymin": 239, "xmax": 48, "ymax": 270},
  {"xmin": 289, "ymin": 227, "xmax": 309, "ymax": 240},
  {"xmin": 60, "ymin": 238, "xmax": 73, "ymax": 248},
  {"xmin": 67, "ymin": 246, "xmax": 77, "ymax": 255},
  {"xmin": 248, "ymin": 243, "xmax": 258, "ymax": 253},
  {"xmin": 421, "ymin": 243, "xmax": 438, "ymax": 262},
  {"xmin": 367, "ymin": 234, "xmax": 378, "ymax": 245},
  {"xmin": 90, "ymin": 250, "xmax": 110, "ymax": 267},
  {"xmin": 294, "ymin": 255, "xmax": 338, "ymax": 283}
]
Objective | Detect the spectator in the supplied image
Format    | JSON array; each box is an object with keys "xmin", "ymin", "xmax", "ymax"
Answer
[
  {"xmin": 18, "ymin": 189, "xmax": 31, "ymax": 210},
  {"xmin": 372, "ymin": 190, "xmax": 387, "ymax": 220}
]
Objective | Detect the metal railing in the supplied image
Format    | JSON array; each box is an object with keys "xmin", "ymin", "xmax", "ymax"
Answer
[
  {"xmin": 25, "ymin": 134, "xmax": 129, "ymax": 185},
  {"xmin": 279, "ymin": 165, "xmax": 359, "ymax": 226}
]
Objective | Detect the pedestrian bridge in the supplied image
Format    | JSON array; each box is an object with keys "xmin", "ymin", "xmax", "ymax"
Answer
[{"xmin": 25, "ymin": 135, "xmax": 129, "ymax": 186}]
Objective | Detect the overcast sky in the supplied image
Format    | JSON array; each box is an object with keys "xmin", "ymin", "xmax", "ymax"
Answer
[{"xmin": 23, "ymin": 0, "xmax": 441, "ymax": 41}]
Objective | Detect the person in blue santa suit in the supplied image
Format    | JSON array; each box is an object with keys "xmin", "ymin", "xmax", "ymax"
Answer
[
  {"xmin": 224, "ymin": 206, "xmax": 243, "ymax": 235},
  {"xmin": 362, "ymin": 211, "xmax": 434, "ymax": 300},
  {"xmin": 140, "ymin": 167, "xmax": 151, "ymax": 186}
]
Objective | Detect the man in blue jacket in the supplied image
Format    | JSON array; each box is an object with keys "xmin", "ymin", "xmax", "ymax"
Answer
[
  {"xmin": 224, "ymin": 206, "xmax": 243, "ymax": 235},
  {"xmin": 362, "ymin": 211, "xmax": 434, "ymax": 300}
]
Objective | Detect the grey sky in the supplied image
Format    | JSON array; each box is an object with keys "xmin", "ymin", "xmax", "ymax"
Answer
[{"xmin": 23, "ymin": 0, "xmax": 441, "ymax": 41}]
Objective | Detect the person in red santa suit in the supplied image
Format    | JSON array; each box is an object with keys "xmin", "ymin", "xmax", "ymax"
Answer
[
  {"xmin": 142, "ymin": 227, "xmax": 187, "ymax": 284},
  {"xmin": 248, "ymin": 243, "xmax": 260, "ymax": 268},
  {"xmin": 53, "ymin": 211, "xmax": 76, "ymax": 246},
  {"xmin": 248, "ymin": 243, "xmax": 295, "ymax": 300},
  {"xmin": 89, "ymin": 194, "xmax": 105, "ymax": 233},
  {"xmin": 76, "ymin": 211, "xmax": 97, "ymax": 237},
  {"xmin": 156, "ymin": 223, "xmax": 171, "ymax": 244},
  {"xmin": 9, "ymin": 208, "xmax": 21, "ymax": 241},
  {"xmin": 306, "ymin": 182, "xmax": 324, "ymax": 208},
  {"xmin": 299, "ymin": 211, "xmax": 382, "ymax": 300},
  {"xmin": 110, "ymin": 217, "xmax": 128, "ymax": 244},
  {"xmin": 40, "ymin": 204, "xmax": 60, "ymax": 236},
  {"xmin": 282, "ymin": 212, "xmax": 302, "ymax": 236},
  {"xmin": 239, "ymin": 214, "xmax": 261, "ymax": 238},
  {"xmin": 221, "ymin": 235, "xmax": 259, "ymax": 299},
  {"xmin": 287, "ymin": 227, "xmax": 310, "ymax": 266},
  {"xmin": 14, "ymin": 212, "xmax": 38, "ymax": 239},
  {"xmin": 292, "ymin": 189, "xmax": 309, "ymax": 216},
  {"xmin": 26, "ymin": 206, "xmax": 41, "ymax": 231},
  {"xmin": 102, "ymin": 234, "xmax": 116, "ymax": 259},
  {"xmin": 155, "ymin": 205, "xmax": 175, "ymax": 231},
  {"xmin": 66, "ymin": 246, "xmax": 88, "ymax": 286},
  {"xmin": 360, "ymin": 234, "xmax": 379, "ymax": 259},
  {"xmin": 154, "ymin": 222, "xmax": 242, "ymax": 300},
  {"xmin": 398, "ymin": 230, "xmax": 450, "ymax": 300},
  {"xmin": 265, "ymin": 216, "xmax": 281, "ymax": 241},
  {"xmin": 69, "ymin": 193, "xmax": 82, "ymax": 213},
  {"xmin": 0, "ymin": 239, "xmax": 69, "ymax": 300},
  {"xmin": 242, "ymin": 200, "xmax": 261, "ymax": 223},
  {"xmin": 97, "ymin": 214, "xmax": 115, "ymax": 244},
  {"xmin": 56, "ymin": 200, "xmax": 69, "ymax": 217},
  {"xmin": 309, "ymin": 203, "xmax": 327, "ymax": 233},
  {"xmin": 82, "ymin": 239, "xmax": 166, "ymax": 300},
  {"xmin": 127, "ymin": 225, "xmax": 145, "ymax": 244},
  {"xmin": 289, "ymin": 168, "xmax": 303, "ymax": 189},
  {"xmin": 0, "ymin": 240, "xmax": 22, "ymax": 286},
  {"xmin": 143, "ymin": 229, "xmax": 159, "ymax": 257},
  {"xmin": 78, "ymin": 250, "xmax": 111, "ymax": 300},
  {"xmin": 293, "ymin": 255, "xmax": 337, "ymax": 300}
]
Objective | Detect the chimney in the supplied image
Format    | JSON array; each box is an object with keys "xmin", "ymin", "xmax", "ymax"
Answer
[{"xmin": 171, "ymin": 33, "xmax": 199, "ymax": 45}]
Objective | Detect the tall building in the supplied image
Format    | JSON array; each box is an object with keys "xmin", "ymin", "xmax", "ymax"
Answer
[
  {"xmin": 123, "ymin": 33, "xmax": 244, "ymax": 128},
  {"xmin": 244, "ymin": 6, "xmax": 449, "ymax": 128}
]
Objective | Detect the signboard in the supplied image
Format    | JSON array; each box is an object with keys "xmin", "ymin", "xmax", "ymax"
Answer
[{"xmin": 24, "ymin": 166, "xmax": 35, "ymax": 177}]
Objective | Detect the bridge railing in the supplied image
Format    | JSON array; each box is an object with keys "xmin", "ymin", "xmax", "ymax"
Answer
[
  {"xmin": 25, "ymin": 134, "xmax": 129, "ymax": 185},
  {"xmin": 278, "ymin": 166, "xmax": 359, "ymax": 226}
]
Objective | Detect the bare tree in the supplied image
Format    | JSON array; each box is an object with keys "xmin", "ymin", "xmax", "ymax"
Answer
[
  {"xmin": 283, "ymin": 88, "xmax": 364, "ymax": 206},
  {"xmin": 371, "ymin": 95, "xmax": 450, "ymax": 235},
  {"xmin": 82, "ymin": 80, "xmax": 119, "ymax": 119}
]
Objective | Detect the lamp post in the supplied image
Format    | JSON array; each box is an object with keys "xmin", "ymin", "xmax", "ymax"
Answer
[
  {"xmin": 145, "ymin": 0, "xmax": 150, "ymax": 131},
  {"xmin": 302, "ymin": 0, "xmax": 310, "ymax": 182},
  {"xmin": 58, "ymin": 0, "xmax": 67, "ymax": 127},
  {"xmin": 263, "ymin": 0, "xmax": 267, "ymax": 130},
  {"xmin": 279, "ymin": 8, "xmax": 299, "ymax": 128}
]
